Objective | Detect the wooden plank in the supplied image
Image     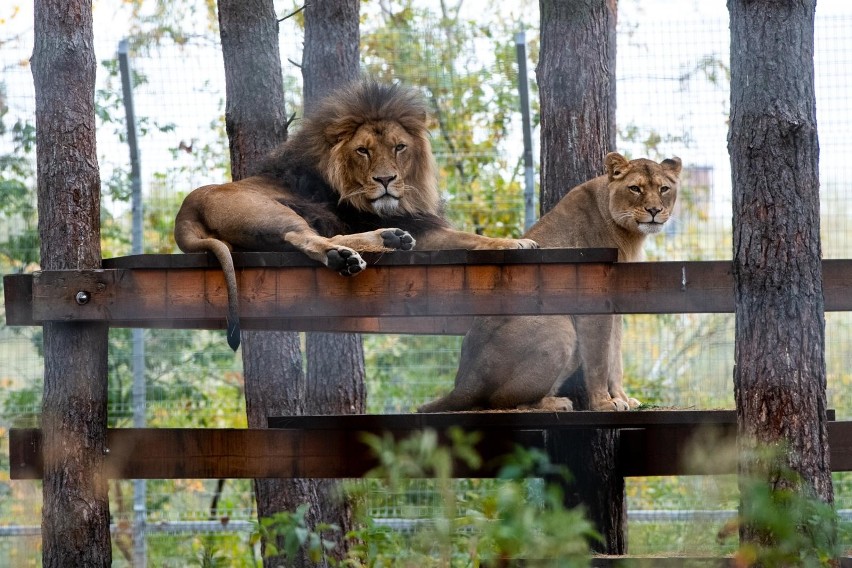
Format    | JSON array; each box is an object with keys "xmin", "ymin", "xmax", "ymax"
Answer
[
  {"xmin": 10, "ymin": 427, "xmax": 543, "ymax": 480},
  {"xmin": 8, "ymin": 259, "xmax": 852, "ymax": 331},
  {"xmin": 11, "ymin": 416, "xmax": 849, "ymax": 480},
  {"xmin": 101, "ymin": 248, "xmax": 620, "ymax": 269},
  {"xmin": 268, "ymin": 409, "xmax": 746, "ymax": 430}
]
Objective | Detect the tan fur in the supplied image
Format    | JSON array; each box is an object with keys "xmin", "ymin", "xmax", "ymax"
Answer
[
  {"xmin": 174, "ymin": 81, "xmax": 536, "ymax": 350},
  {"xmin": 419, "ymin": 153, "xmax": 681, "ymax": 412}
]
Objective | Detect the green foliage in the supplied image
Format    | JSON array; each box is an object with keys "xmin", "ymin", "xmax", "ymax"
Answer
[
  {"xmin": 340, "ymin": 428, "xmax": 595, "ymax": 566},
  {"xmin": 719, "ymin": 448, "xmax": 839, "ymax": 567},
  {"xmin": 252, "ymin": 504, "xmax": 340, "ymax": 565}
]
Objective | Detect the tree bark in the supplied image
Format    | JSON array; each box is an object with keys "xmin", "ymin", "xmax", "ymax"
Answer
[
  {"xmin": 537, "ymin": 0, "xmax": 617, "ymax": 213},
  {"xmin": 727, "ymin": 0, "xmax": 833, "ymax": 549},
  {"xmin": 216, "ymin": 2, "xmax": 306, "ymax": 566},
  {"xmin": 32, "ymin": 0, "xmax": 111, "ymax": 565},
  {"xmin": 300, "ymin": 1, "xmax": 362, "ymax": 565},
  {"xmin": 536, "ymin": 0, "xmax": 623, "ymax": 554}
]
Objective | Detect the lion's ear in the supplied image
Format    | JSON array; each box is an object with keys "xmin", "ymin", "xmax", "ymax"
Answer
[
  {"xmin": 324, "ymin": 119, "xmax": 360, "ymax": 146},
  {"xmin": 605, "ymin": 152, "xmax": 630, "ymax": 179},
  {"xmin": 661, "ymin": 157, "xmax": 682, "ymax": 177}
]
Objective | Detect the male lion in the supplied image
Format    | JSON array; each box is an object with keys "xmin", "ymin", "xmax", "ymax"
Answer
[
  {"xmin": 174, "ymin": 81, "xmax": 536, "ymax": 350},
  {"xmin": 419, "ymin": 152, "xmax": 681, "ymax": 412}
]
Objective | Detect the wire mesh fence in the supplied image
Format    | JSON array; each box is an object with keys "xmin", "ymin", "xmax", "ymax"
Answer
[{"xmin": 1, "ymin": 1, "xmax": 852, "ymax": 563}]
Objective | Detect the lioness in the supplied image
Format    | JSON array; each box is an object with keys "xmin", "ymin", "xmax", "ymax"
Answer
[
  {"xmin": 174, "ymin": 81, "xmax": 537, "ymax": 350},
  {"xmin": 419, "ymin": 152, "xmax": 681, "ymax": 412}
]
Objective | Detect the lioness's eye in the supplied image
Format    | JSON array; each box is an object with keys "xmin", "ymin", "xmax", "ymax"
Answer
[
  {"xmin": 356, "ymin": 147, "xmax": 369, "ymax": 156},
  {"xmin": 660, "ymin": 186, "xmax": 670, "ymax": 193},
  {"xmin": 628, "ymin": 185, "xmax": 642, "ymax": 194},
  {"xmin": 395, "ymin": 143, "xmax": 407, "ymax": 153}
]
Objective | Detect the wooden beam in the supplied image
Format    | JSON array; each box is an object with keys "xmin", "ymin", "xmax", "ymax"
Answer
[
  {"xmin": 7, "ymin": 255, "xmax": 852, "ymax": 334},
  {"xmin": 11, "ymin": 413, "xmax": 850, "ymax": 480}
]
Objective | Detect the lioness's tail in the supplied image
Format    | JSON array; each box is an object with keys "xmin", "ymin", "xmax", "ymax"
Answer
[{"xmin": 175, "ymin": 227, "xmax": 241, "ymax": 351}]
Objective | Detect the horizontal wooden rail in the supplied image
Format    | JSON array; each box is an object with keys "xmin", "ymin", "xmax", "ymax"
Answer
[
  {"xmin": 10, "ymin": 411, "xmax": 850, "ymax": 480},
  {"xmin": 5, "ymin": 251, "xmax": 852, "ymax": 334}
]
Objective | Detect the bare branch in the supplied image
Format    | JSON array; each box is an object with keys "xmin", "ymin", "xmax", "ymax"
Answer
[{"xmin": 278, "ymin": 4, "xmax": 307, "ymax": 23}]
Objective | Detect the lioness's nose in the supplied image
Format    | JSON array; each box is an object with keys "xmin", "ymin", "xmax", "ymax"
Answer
[
  {"xmin": 646, "ymin": 206, "xmax": 662, "ymax": 217},
  {"xmin": 373, "ymin": 175, "xmax": 397, "ymax": 189}
]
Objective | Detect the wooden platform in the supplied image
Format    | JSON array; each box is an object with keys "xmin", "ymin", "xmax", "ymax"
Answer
[{"xmin": 10, "ymin": 411, "xmax": 851, "ymax": 480}]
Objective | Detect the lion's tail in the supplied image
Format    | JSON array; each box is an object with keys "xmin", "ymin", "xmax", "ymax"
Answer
[{"xmin": 176, "ymin": 228, "xmax": 241, "ymax": 351}]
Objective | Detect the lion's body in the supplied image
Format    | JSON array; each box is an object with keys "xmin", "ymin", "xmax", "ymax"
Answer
[
  {"xmin": 419, "ymin": 153, "xmax": 681, "ymax": 412},
  {"xmin": 174, "ymin": 81, "xmax": 535, "ymax": 350}
]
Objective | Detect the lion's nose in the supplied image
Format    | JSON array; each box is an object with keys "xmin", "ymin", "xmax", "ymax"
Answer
[
  {"xmin": 373, "ymin": 175, "xmax": 397, "ymax": 189},
  {"xmin": 646, "ymin": 206, "xmax": 662, "ymax": 218}
]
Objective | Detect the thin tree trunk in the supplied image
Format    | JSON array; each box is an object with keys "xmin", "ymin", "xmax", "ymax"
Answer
[
  {"xmin": 216, "ymin": 1, "xmax": 305, "ymax": 566},
  {"xmin": 727, "ymin": 0, "xmax": 833, "ymax": 550},
  {"xmin": 301, "ymin": 1, "xmax": 362, "ymax": 565},
  {"xmin": 33, "ymin": 0, "xmax": 111, "ymax": 565},
  {"xmin": 536, "ymin": 0, "xmax": 623, "ymax": 554}
]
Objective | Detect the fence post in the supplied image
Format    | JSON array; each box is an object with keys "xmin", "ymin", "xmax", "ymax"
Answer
[{"xmin": 118, "ymin": 38, "xmax": 147, "ymax": 568}]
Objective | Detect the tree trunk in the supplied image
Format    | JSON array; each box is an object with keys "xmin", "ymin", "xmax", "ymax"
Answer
[
  {"xmin": 32, "ymin": 0, "xmax": 111, "ymax": 565},
  {"xmin": 537, "ymin": 0, "xmax": 617, "ymax": 213},
  {"xmin": 216, "ymin": 2, "xmax": 306, "ymax": 566},
  {"xmin": 536, "ymin": 0, "xmax": 623, "ymax": 554},
  {"xmin": 727, "ymin": 0, "xmax": 833, "ymax": 550},
  {"xmin": 300, "ymin": 1, "xmax": 362, "ymax": 565}
]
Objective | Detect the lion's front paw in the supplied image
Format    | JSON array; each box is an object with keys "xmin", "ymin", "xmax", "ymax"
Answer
[
  {"xmin": 327, "ymin": 247, "xmax": 366, "ymax": 276},
  {"xmin": 381, "ymin": 228, "xmax": 416, "ymax": 251},
  {"xmin": 515, "ymin": 238, "xmax": 538, "ymax": 249}
]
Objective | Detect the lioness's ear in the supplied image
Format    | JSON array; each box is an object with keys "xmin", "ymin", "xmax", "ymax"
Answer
[
  {"xmin": 661, "ymin": 156, "xmax": 682, "ymax": 177},
  {"xmin": 605, "ymin": 152, "xmax": 630, "ymax": 179}
]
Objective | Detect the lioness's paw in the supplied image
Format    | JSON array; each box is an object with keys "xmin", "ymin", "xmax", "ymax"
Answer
[
  {"xmin": 590, "ymin": 396, "xmax": 631, "ymax": 412},
  {"xmin": 611, "ymin": 389, "xmax": 641, "ymax": 409},
  {"xmin": 381, "ymin": 228, "xmax": 416, "ymax": 251},
  {"xmin": 515, "ymin": 238, "xmax": 538, "ymax": 249},
  {"xmin": 327, "ymin": 247, "xmax": 366, "ymax": 276}
]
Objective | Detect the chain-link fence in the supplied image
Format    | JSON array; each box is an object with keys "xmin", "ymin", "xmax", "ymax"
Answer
[{"xmin": 2, "ymin": 2, "xmax": 852, "ymax": 563}]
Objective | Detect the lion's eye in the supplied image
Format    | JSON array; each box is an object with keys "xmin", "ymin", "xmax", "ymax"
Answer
[
  {"xmin": 660, "ymin": 186, "xmax": 670, "ymax": 194},
  {"xmin": 356, "ymin": 147, "xmax": 370, "ymax": 157},
  {"xmin": 628, "ymin": 185, "xmax": 642, "ymax": 194},
  {"xmin": 395, "ymin": 143, "xmax": 407, "ymax": 153}
]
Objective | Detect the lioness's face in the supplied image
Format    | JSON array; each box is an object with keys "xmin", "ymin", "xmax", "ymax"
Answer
[
  {"xmin": 335, "ymin": 121, "xmax": 416, "ymax": 216},
  {"xmin": 606, "ymin": 154, "xmax": 681, "ymax": 235}
]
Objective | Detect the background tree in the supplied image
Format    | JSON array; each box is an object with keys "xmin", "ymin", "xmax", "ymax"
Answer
[
  {"xmin": 727, "ymin": 0, "xmax": 834, "ymax": 551},
  {"xmin": 216, "ymin": 1, "xmax": 304, "ymax": 565},
  {"xmin": 301, "ymin": 1, "xmax": 362, "ymax": 564},
  {"xmin": 32, "ymin": 0, "xmax": 112, "ymax": 565},
  {"xmin": 536, "ymin": 0, "xmax": 623, "ymax": 554}
]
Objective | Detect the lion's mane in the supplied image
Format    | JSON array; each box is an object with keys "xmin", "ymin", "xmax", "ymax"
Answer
[{"xmin": 255, "ymin": 81, "xmax": 446, "ymax": 237}]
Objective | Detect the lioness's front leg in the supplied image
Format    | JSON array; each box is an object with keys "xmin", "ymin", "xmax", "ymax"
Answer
[
  {"xmin": 574, "ymin": 315, "xmax": 632, "ymax": 411},
  {"xmin": 606, "ymin": 315, "xmax": 641, "ymax": 408}
]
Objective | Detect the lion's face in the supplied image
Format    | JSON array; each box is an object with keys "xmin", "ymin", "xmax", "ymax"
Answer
[
  {"xmin": 605, "ymin": 153, "xmax": 681, "ymax": 235},
  {"xmin": 295, "ymin": 81, "xmax": 441, "ymax": 219},
  {"xmin": 328, "ymin": 120, "xmax": 422, "ymax": 216}
]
